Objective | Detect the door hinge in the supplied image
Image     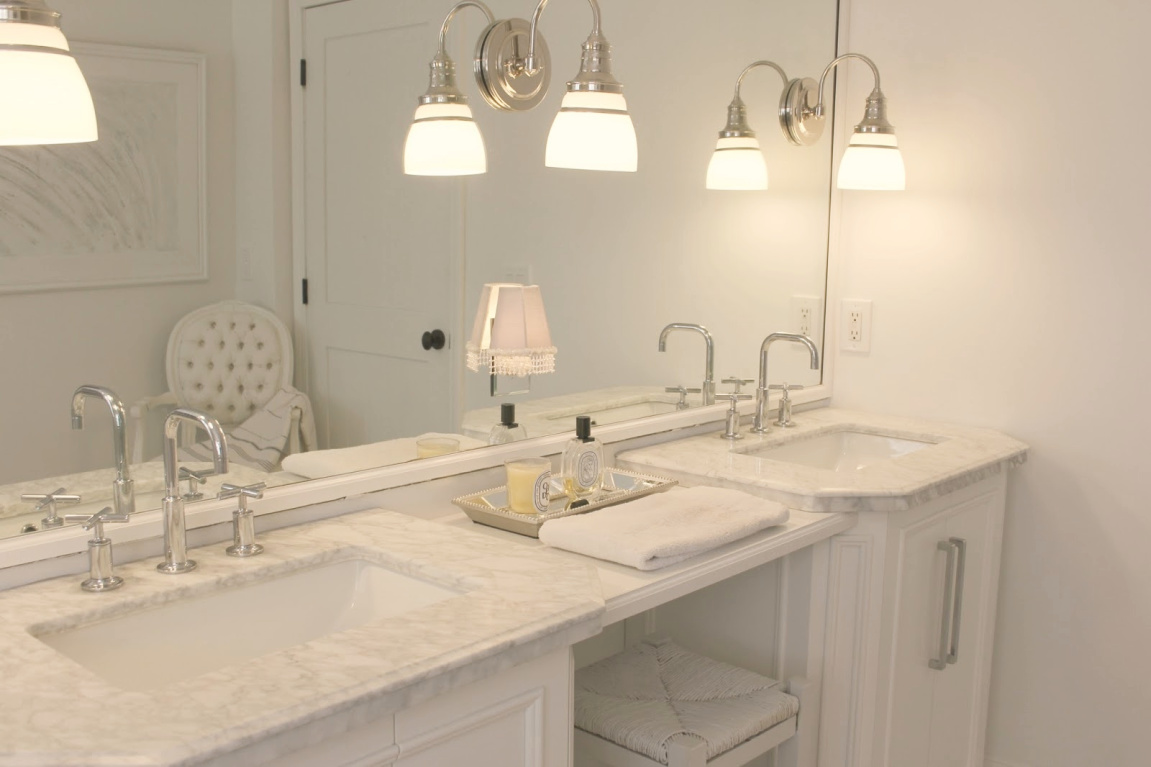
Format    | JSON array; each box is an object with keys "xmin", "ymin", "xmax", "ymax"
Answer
[
  {"xmin": 299, "ymin": 58, "xmax": 307, "ymax": 87},
  {"xmin": 301, "ymin": 278, "xmax": 309, "ymax": 305}
]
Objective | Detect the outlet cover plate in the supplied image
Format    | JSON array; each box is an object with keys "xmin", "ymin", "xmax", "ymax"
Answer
[
  {"xmin": 840, "ymin": 299, "xmax": 872, "ymax": 353},
  {"xmin": 791, "ymin": 296, "xmax": 823, "ymax": 347}
]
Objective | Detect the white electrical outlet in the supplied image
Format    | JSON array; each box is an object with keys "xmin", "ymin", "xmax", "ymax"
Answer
[
  {"xmin": 840, "ymin": 299, "xmax": 872, "ymax": 352},
  {"xmin": 791, "ymin": 296, "xmax": 823, "ymax": 342}
]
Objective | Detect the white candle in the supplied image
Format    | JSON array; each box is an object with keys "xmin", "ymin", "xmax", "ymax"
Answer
[{"xmin": 505, "ymin": 458, "xmax": 551, "ymax": 514}]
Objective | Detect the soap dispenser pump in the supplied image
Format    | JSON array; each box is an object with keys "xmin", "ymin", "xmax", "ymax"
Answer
[
  {"xmin": 489, "ymin": 403, "xmax": 528, "ymax": 445},
  {"xmin": 561, "ymin": 415, "xmax": 603, "ymax": 496}
]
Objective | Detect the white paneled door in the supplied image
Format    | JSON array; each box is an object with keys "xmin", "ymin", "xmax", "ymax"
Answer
[{"xmin": 299, "ymin": 0, "xmax": 461, "ymax": 449}]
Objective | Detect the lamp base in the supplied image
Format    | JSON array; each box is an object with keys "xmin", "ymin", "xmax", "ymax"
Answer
[
  {"xmin": 474, "ymin": 18, "xmax": 550, "ymax": 112},
  {"xmin": 779, "ymin": 77, "xmax": 823, "ymax": 146}
]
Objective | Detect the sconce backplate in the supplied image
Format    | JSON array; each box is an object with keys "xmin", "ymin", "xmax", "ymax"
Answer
[
  {"xmin": 779, "ymin": 77, "xmax": 823, "ymax": 146},
  {"xmin": 474, "ymin": 18, "xmax": 551, "ymax": 112}
]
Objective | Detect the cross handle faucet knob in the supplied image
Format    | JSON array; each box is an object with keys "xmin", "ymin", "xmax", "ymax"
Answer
[
  {"xmin": 219, "ymin": 482, "xmax": 267, "ymax": 558},
  {"xmin": 178, "ymin": 466, "xmax": 215, "ymax": 501},
  {"xmin": 218, "ymin": 482, "xmax": 266, "ymax": 507},
  {"xmin": 22, "ymin": 487, "xmax": 81, "ymax": 528},
  {"xmin": 60, "ymin": 507, "xmax": 130, "ymax": 592},
  {"xmin": 717, "ymin": 392, "xmax": 752, "ymax": 441},
  {"xmin": 63, "ymin": 506, "xmax": 130, "ymax": 538},
  {"xmin": 722, "ymin": 377, "xmax": 755, "ymax": 395},
  {"xmin": 664, "ymin": 386, "xmax": 702, "ymax": 410}
]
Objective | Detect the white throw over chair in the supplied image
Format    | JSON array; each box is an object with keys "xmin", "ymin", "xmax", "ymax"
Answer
[
  {"xmin": 131, "ymin": 301, "xmax": 314, "ymax": 468},
  {"xmin": 574, "ymin": 636, "xmax": 806, "ymax": 767}
]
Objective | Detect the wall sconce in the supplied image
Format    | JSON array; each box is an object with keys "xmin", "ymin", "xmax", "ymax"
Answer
[
  {"xmin": 466, "ymin": 282, "xmax": 556, "ymax": 396},
  {"xmin": 0, "ymin": 0, "xmax": 96, "ymax": 145},
  {"xmin": 404, "ymin": 0, "xmax": 637, "ymax": 177},
  {"xmin": 706, "ymin": 52, "xmax": 905, "ymax": 191}
]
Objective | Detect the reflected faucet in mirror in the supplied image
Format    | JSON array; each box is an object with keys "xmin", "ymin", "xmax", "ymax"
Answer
[
  {"xmin": 753, "ymin": 333, "xmax": 820, "ymax": 433},
  {"xmin": 70, "ymin": 385, "xmax": 135, "ymax": 517},
  {"xmin": 159, "ymin": 408, "xmax": 229, "ymax": 575},
  {"xmin": 658, "ymin": 323, "xmax": 716, "ymax": 406}
]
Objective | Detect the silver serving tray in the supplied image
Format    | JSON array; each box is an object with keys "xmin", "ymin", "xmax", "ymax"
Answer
[{"xmin": 452, "ymin": 467, "xmax": 678, "ymax": 538}]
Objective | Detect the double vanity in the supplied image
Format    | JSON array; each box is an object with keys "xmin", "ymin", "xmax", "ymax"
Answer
[{"xmin": 0, "ymin": 405, "xmax": 1026, "ymax": 767}]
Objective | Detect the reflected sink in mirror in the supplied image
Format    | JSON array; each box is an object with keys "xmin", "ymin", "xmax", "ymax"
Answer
[
  {"xmin": 543, "ymin": 398, "xmax": 681, "ymax": 426},
  {"xmin": 32, "ymin": 558, "xmax": 461, "ymax": 692},
  {"xmin": 742, "ymin": 430, "xmax": 936, "ymax": 473}
]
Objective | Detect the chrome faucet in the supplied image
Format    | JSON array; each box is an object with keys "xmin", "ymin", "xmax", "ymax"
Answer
[
  {"xmin": 159, "ymin": 408, "xmax": 228, "ymax": 574},
  {"xmin": 71, "ymin": 385, "xmax": 135, "ymax": 517},
  {"xmin": 752, "ymin": 333, "xmax": 820, "ymax": 433},
  {"xmin": 658, "ymin": 323, "xmax": 716, "ymax": 405}
]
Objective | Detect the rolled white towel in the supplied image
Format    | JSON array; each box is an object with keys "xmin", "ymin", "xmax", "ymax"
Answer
[{"xmin": 538, "ymin": 485, "xmax": 789, "ymax": 570}]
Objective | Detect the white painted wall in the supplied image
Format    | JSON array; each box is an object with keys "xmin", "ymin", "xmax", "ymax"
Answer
[
  {"xmin": 833, "ymin": 0, "xmax": 1151, "ymax": 763},
  {"xmin": 0, "ymin": 1, "xmax": 236, "ymax": 484}
]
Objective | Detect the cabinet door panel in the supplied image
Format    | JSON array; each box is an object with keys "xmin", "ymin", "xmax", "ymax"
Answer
[
  {"xmin": 928, "ymin": 495, "xmax": 997, "ymax": 767},
  {"xmin": 888, "ymin": 515, "xmax": 952, "ymax": 767}
]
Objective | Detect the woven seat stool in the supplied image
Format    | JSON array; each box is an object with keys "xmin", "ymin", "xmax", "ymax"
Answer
[{"xmin": 574, "ymin": 637, "xmax": 803, "ymax": 767}]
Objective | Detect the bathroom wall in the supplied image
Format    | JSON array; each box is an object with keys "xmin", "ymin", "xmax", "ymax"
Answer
[
  {"xmin": 832, "ymin": 0, "xmax": 1150, "ymax": 764},
  {"xmin": 0, "ymin": 0, "xmax": 236, "ymax": 483}
]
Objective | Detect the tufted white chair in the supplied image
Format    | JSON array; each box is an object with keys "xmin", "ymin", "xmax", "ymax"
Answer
[{"xmin": 131, "ymin": 301, "xmax": 309, "ymax": 464}]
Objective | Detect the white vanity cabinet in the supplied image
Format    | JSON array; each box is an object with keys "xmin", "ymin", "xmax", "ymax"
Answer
[
  {"xmin": 821, "ymin": 474, "xmax": 1007, "ymax": 767},
  {"xmin": 256, "ymin": 647, "xmax": 573, "ymax": 767}
]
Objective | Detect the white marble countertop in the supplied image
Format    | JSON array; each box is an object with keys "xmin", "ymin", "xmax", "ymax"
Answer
[
  {"xmin": 616, "ymin": 408, "xmax": 1029, "ymax": 512},
  {"xmin": 0, "ymin": 509, "xmax": 604, "ymax": 767},
  {"xmin": 461, "ymin": 386, "xmax": 697, "ymax": 441}
]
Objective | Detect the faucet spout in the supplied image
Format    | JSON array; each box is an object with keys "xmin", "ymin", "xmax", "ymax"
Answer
[
  {"xmin": 71, "ymin": 385, "xmax": 134, "ymax": 516},
  {"xmin": 657, "ymin": 323, "xmax": 716, "ymax": 405},
  {"xmin": 158, "ymin": 408, "xmax": 229, "ymax": 574},
  {"xmin": 752, "ymin": 333, "xmax": 820, "ymax": 433},
  {"xmin": 163, "ymin": 408, "xmax": 228, "ymax": 496}
]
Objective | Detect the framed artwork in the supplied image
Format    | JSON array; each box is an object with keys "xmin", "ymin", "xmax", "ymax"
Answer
[{"xmin": 0, "ymin": 43, "xmax": 207, "ymax": 293}]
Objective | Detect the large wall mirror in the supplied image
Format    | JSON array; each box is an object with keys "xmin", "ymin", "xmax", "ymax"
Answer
[{"xmin": 0, "ymin": 0, "xmax": 838, "ymax": 541}]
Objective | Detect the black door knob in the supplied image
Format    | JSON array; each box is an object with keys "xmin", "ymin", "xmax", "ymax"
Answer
[{"xmin": 421, "ymin": 329, "xmax": 446, "ymax": 350}]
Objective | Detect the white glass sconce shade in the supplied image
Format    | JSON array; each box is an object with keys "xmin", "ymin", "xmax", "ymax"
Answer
[
  {"xmin": 466, "ymin": 283, "xmax": 557, "ymax": 376},
  {"xmin": 836, "ymin": 131, "xmax": 905, "ymax": 190},
  {"xmin": 545, "ymin": 90, "xmax": 637, "ymax": 172},
  {"xmin": 0, "ymin": 22, "xmax": 96, "ymax": 145},
  {"xmin": 403, "ymin": 102, "xmax": 486, "ymax": 176},
  {"xmin": 706, "ymin": 136, "xmax": 768, "ymax": 190}
]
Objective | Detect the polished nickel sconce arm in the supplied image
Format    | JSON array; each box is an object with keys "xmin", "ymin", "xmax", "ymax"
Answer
[
  {"xmin": 437, "ymin": 1, "xmax": 494, "ymax": 57},
  {"xmin": 524, "ymin": 0, "xmax": 601, "ymax": 76},
  {"xmin": 419, "ymin": 1, "xmax": 495, "ymax": 107}
]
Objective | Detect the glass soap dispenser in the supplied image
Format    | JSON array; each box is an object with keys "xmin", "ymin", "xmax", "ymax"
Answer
[
  {"xmin": 561, "ymin": 415, "xmax": 603, "ymax": 496},
  {"xmin": 489, "ymin": 403, "xmax": 527, "ymax": 445}
]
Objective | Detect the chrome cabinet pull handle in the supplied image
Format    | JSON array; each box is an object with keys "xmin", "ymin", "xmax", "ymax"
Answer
[
  {"xmin": 929, "ymin": 538, "xmax": 959, "ymax": 671},
  {"xmin": 946, "ymin": 537, "xmax": 967, "ymax": 665}
]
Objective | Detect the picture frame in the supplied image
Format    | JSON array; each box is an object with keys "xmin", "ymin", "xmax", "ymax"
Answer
[{"xmin": 0, "ymin": 43, "xmax": 207, "ymax": 293}]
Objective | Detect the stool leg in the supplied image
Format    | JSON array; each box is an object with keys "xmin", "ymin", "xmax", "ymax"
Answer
[{"xmin": 667, "ymin": 734, "xmax": 708, "ymax": 767}]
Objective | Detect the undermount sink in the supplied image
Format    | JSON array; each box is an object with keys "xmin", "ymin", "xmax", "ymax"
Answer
[
  {"xmin": 545, "ymin": 398, "xmax": 680, "ymax": 425},
  {"xmin": 744, "ymin": 429, "xmax": 935, "ymax": 472},
  {"xmin": 33, "ymin": 558, "xmax": 461, "ymax": 692}
]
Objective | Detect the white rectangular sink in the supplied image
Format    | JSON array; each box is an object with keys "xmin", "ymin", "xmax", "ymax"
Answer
[
  {"xmin": 744, "ymin": 430, "xmax": 935, "ymax": 472},
  {"xmin": 33, "ymin": 558, "xmax": 461, "ymax": 691}
]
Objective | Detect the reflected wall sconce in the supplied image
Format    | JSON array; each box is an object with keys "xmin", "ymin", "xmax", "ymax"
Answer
[
  {"xmin": 0, "ymin": 0, "xmax": 96, "ymax": 145},
  {"xmin": 404, "ymin": 0, "xmax": 637, "ymax": 176},
  {"xmin": 706, "ymin": 52, "xmax": 905, "ymax": 191},
  {"xmin": 466, "ymin": 283, "xmax": 557, "ymax": 396}
]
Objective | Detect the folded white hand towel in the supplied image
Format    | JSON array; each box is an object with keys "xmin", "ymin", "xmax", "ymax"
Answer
[
  {"xmin": 538, "ymin": 485, "xmax": 789, "ymax": 570},
  {"xmin": 280, "ymin": 433, "xmax": 487, "ymax": 479}
]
